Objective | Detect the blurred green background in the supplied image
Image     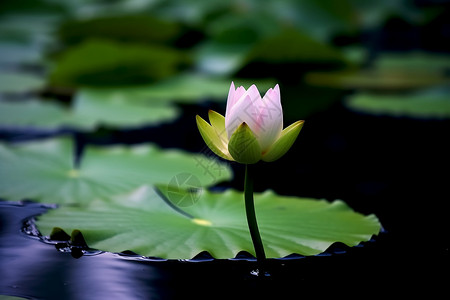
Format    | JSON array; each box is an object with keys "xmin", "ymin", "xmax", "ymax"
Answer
[{"xmin": 0, "ymin": 0, "xmax": 449, "ymax": 131}]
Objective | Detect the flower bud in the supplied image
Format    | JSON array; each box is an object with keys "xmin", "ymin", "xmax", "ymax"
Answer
[{"xmin": 196, "ymin": 82, "xmax": 304, "ymax": 164}]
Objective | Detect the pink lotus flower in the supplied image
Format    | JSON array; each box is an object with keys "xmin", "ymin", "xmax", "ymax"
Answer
[{"xmin": 196, "ymin": 82, "xmax": 304, "ymax": 164}]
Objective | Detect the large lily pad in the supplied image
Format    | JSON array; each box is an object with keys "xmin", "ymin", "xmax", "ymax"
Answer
[
  {"xmin": 36, "ymin": 186, "xmax": 381, "ymax": 259},
  {"xmin": 0, "ymin": 138, "xmax": 232, "ymax": 205}
]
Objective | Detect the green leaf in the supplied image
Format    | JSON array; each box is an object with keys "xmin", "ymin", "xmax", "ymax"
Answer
[
  {"xmin": 57, "ymin": 15, "xmax": 182, "ymax": 47},
  {"xmin": 375, "ymin": 52, "xmax": 450, "ymax": 73},
  {"xmin": 49, "ymin": 39, "xmax": 189, "ymax": 88},
  {"xmin": 0, "ymin": 138, "xmax": 232, "ymax": 205},
  {"xmin": 228, "ymin": 123, "xmax": 261, "ymax": 164},
  {"xmin": 0, "ymin": 89, "xmax": 179, "ymax": 130},
  {"xmin": 36, "ymin": 187, "xmax": 381, "ymax": 259},
  {"xmin": 245, "ymin": 28, "xmax": 347, "ymax": 66},
  {"xmin": 129, "ymin": 73, "xmax": 277, "ymax": 103},
  {"xmin": 0, "ymin": 99, "xmax": 68, "ymax": 129},
  {"xmin": 345, "ymin": 91, "xmax": 450, "ymax": 119},
  {"xmin": 0, "ymin": 72, "xmax": 45, "ymax": 93},
  {"xmin": 305, "ymin": 70, "xmax": 449, "ymax": 91},
  {"xmin": 69, "ymin": 88, "xmax": 179, "ymax": 128},
  {"xmin": 0, "ymin": 41, "xmax": 45, "ymax": 65},
  {"xmin": 306, "ymin": 52, "xmax": 450, "ymax": 91},
  {"xmin": 262, "ymin": 121, "xmax": 304, "ymax": 162}
]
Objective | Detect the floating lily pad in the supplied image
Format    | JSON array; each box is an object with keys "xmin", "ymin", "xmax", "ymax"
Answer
[
  {"xmin": 57, "ymin": 14, "xmax": 182, "ymax": 47},
  {"xmin": 0, "ymin": 138, "xmax": 232, "ymax": 205},
  {"xmin": 0, "ymin": 88, "xmax": 179, "ymax": 130},
  {"xmin": 305, "ymin": 70, "xmax": 449, "ymax": 91},
  {"xmin": 121, "ymin": 73, "xmax": 277, "ymax": 103},
  {"xmin": 0, "ymin": 72, "xmax": 45, "ymax": 93},
  {"xmin": 375, "ymin": 52, "xmax": 450, "ymax": 73},
  {"xmin": 345, "ymin": 90, "xmax": 450, "ymax": 119},
  {"xmin": 0, "ymin": 41, "xmax": 45, "ymax": 65},
  {"xmin": 305, "ymin": 52, "xmax": 450, "ymax": 91},
  {"xmin": 0, "ymin": 99, "xmax": 68, "ymax": 129},
  {"xmin": 36, "ymin": 187, "xmax": 381, "ymax": 259},
  {"xmin": 244, "ymin": 28, "xmax": 347, "ymax": 66},
  {"xmin": 69, "ymin": 89, "xmax": 179, "ymax": 128},
  {"xmin": 49, "ymin": 39, "xmax": 189, "ymax": 88}
]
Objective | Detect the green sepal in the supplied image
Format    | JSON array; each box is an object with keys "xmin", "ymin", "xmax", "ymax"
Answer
[
  {"xmin": 196, "ymin": 115, "xmax": 233, "ymax": 161},
  {"xmin": 208, "ymin": 110, "xmax": 228, "ymax": 145},
  {"xmin": 262, "ymin": 120, "xmax": 304, "ymax": 162},
  {"xmin": 228, "ymin": 123, "xmax": 262, "ymax": 164}
]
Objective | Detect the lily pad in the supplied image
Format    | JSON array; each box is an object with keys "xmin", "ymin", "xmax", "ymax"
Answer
[
  {"xmin": 119, "ymin": 73, "xmax": 277, "ymax": 103},
  {"xmin": 0, "ymin": 99, "xmax": 67, "ymax": 129},
  {"xmin": 375, "ymin": 52, "xmax": 450, "ymax": 73},
  {"xmin": 305, "ymin": 52, "xmax": 450, "ymax": 91},
  {"xmin": 69, "ymin": 89, "xmax": 180, "ymax": 129},
  {"xmin": 36, "ymin": 187, "xmax": 381, "ymax": 259},
  {"xmin": 49, "ymin": 39, "xmax": 189, "ymax": 88},
  {"xmin": 305, "ymin": 70, "xmax": 449, "ymax": 91},
  {"xmin": 57, "ymin": 14, "xmax": 182, "ymax": 47},
  {"xmin": 0, "ymin": 89, "xmax": 179, "ymax": 130},
  {"xmin": 0, "ymin": 41, "xmax": 45, "ymax": 65},
  {"xmin": 0, "ymin": 138, "xmax": 232, "ymax": 205},
  {"xmin": 345, "ymin": 90, "xmax": 450, "ymax": 119},
  {"xmin": 244, "ymin": 28, "xmax": 347, "ymax": 66},
  {"xmin": 0, "ymin": 72, "xmax": 45, "ymax": 93}
]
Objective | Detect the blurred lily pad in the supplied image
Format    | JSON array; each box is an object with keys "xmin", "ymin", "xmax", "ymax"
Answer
[
  {"xmin": 0, "ymin": 88, "xmax": 179, "ymax": 130},
  {"xmin": 0, "ymin": 138, "xmax": 232, "ymax": 205},
  {"xmin": 36, "ymin": 187, "xmax": 381, "ymax": 259},
  {"xmin": 70, "ymin": 89, "xmax": 179, "ymax": 128},
  {"xmin": 49, "ymin": 39, "xmax": 190, "ymax": 88},
  {"xmin": 57, "ymin": 14, "xmax": 182, "ymax": 47},
  {"xmin": 305, "ymin": 70, "xmax": 449, "ymax": 91},
  {"xmin": 123, "ymin": 73, "xmax": 277, "ymax": 103},
  {"xmin": 195, "ymin": 41, "xmax": 252, "ymax": 76},
  {"xmin": 0, "ymin": 41, "xmax": 44, "ymax": 65},
  {"xmin": 375, "ymin": 52, "xmax": 450, "ymax": 73},
  {"xmin": 0, "ymin": 99, "xmax": 67, "ymax": 129},
  {"xmin": 0, "ymin": 72, "xmax": 45, "ymax": 93},
  {"xmin": 0, "ymin": 13, "xmax": 60, "ymax": 46},
  {"xmin": 306, "ymin": 52, "xmax": 450, "ymax": 91},
  {"xmin": 238, "ymin": 28, "xmax": 348, "ymax": 77},
  {"xmin": 345, "ymin": 90, "xmax": 450, "ymax": 119}
]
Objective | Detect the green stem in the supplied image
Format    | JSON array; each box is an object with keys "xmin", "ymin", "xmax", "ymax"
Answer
[{"xmin": 244, "ymin": 164, "xmax": 266, "ymax": 262}]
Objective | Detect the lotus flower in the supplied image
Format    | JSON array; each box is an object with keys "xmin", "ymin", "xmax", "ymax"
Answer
[{"xmin": 196, "ymin": 82, "xmax": 304, "ymax": 164}]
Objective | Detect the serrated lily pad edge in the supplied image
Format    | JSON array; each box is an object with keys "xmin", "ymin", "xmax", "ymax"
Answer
[
  {"xmin": 30, "ymin": 214, "xmax": 382, "ymax": 262},
  {"xmin": 31, "ymin": 189, "xmax": 382, "ymax": 261}
]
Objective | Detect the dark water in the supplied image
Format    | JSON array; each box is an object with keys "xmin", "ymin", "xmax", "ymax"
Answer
[{"xmin": 1, "ymin": 103, "xmax": 448, "ymax": 299}]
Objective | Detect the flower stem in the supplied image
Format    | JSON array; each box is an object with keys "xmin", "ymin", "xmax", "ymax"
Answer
[{"xmin": 244, "ymin": 164, "xmax": 266, "ymax": 262}]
